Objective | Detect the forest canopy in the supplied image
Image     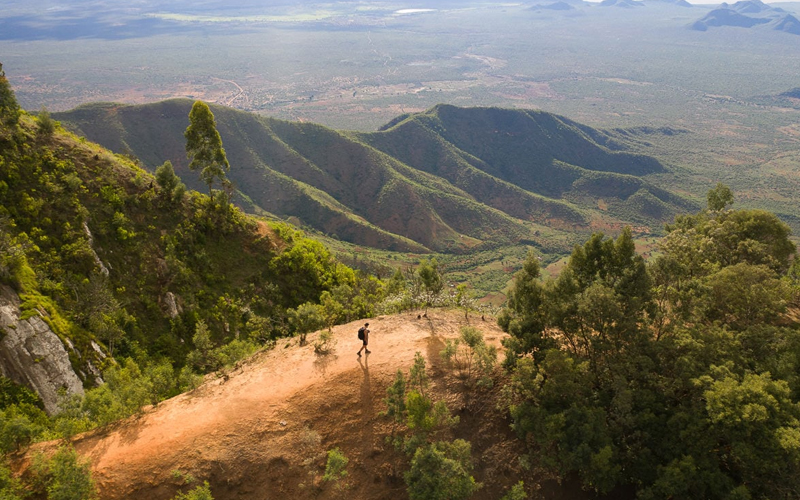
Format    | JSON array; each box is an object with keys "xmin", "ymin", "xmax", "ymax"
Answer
[{"xmin": 499, "ymin": 188, "xmax": 800, "ymax": 499}]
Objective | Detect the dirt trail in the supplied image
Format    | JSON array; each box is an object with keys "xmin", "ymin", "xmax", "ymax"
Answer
[{"xmin": 67, "ymin": 311, "xmax": 507, "ymax": 500}]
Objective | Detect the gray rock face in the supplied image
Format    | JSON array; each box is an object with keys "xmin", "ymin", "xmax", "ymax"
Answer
[
  {"xmin": 0, "ymin": 285, "xmax": 84, "ymax": 414},
  {"xmin": 164, "ymin": 291, "xmax": 181, "ymax": 319},
  {"xmin": 82, "ymin": 221, "xmax": 109, "ymax": 276}
]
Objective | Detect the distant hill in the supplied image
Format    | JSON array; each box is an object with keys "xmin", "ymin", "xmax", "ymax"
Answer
[
  {"xmin": 750, "ymin": 86, "xmax": 800, "ymax": 108},
  {"xmin": 56, "ymin": 102, "xmax": 693, "ymax": 254},
  {"xmin": 526, "ymin": 0, "xmax": 587, "ymax": 7},
  {"xmin": 541, "ymin": 1, "xmax": 575, "ymax": 10},
  {"xmin": 643, "ymin": 0, "xmax": 693, "ymax": 7},
  {"xmin": 600, "ymin": 0, "xmax": 645, "ymax": 7},
  {"xmin": 771, "ymin": 12, "xmax": 800, "ymax": 31},
  {"xmin": 725, "ymin": 0, "xmax": 776, "ymax": 12},
  {"xmin": 780, "ymin": 87, "xmax": 800, "ymax": 98},
  {"xmin": 690, "ymin": 8, "xmax": 771, "ymax": 29},
  {"xmin": 689, "ymin": 0, "xmax": 797, "ymax": 32}
]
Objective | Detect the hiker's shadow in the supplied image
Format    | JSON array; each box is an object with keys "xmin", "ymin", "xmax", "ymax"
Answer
[
  {"xmin": 358, "ymin": 354, "xmax": 371, "ymax": 403},
  {"xmin": 357, "ymin": 354, "xmax": 375, "ymax": 445}
]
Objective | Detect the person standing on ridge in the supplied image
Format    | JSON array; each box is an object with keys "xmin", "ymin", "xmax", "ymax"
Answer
[{"xmin": 357, "ymin": 322, "xmax": 371, "ymax": 357}]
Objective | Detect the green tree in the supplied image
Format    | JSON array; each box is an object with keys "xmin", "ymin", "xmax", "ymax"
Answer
[
  {"xmin": 0, "ymin": 63, "xmax": 20, "ymax": 128},
  {"xmin": 37, "ymin": 106, "xmax": 57, "ymax": 137},
  {"xmin": 184, "ymin": 101, "xmax": 230, "ymax": 201},
  {"xmin": 701, "ymin": 263, "xmax": 790, "ymax": 329},
  {"xmin": 418, "ymin": 258, "xmax": 443, "ymax": 312},
  {"xmin": 707, "ymin": 182, "xmax": 734, "ymax": 211},
  {"xmin": 418, "ymin": 258, "xmax": 443, "ymax": 295},
  {"xmin": 269, "ymin": 237, "xmax": 348, "ymax": 307},
  {"xmin": 405, "ymin": 440, "xmax": 480, "ymax": 500},
  {"xmin": 155, "ymin": 160, "xmax": 186, "ymax": 204},
  {"xmin": 497, "ymin": 251, "xmax": 552, "ymax": 366},
  {"xmin": 319, "ymin": 290, "xmax": 344, "ymax": 332},
  {"xmin": 386, "ymin": 268, "xmax": 406, "ymax": 295},
  {"xmin": 0, "ymin": 404, "xmax": 44, "ymax": 453},
  {"xmin": 500, "ymin": 202, "xmax": 800, "ymax": 498},
  {"xmin": 408, "ymin": 352, "xmax": 429, "ymax": 397},
  {"xmin": 383, "ymin": 370, "xmax": 407, "ymax": 425},
  {"xmin": 39, "ymin": 446, "xmax": 97, "ymax": 500},
  {"xmin": 288, "ymin": 302, "xmax": 324, "ymax": 346},
  {"xmin": 186, "ymin": 321, "xmax": 220, "ymax": 372},
  {"xmin": 662, "ymin": 203, "xmax": 795, "ymax": 275},
  {"xmin": 455, "ymin": 284, "xmax": 475, "ymax": 321}
]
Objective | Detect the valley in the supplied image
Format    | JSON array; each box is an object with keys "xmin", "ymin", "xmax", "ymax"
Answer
[
  {"xmin": 4, "ymin": 0, "xmax": 800, "ymax": 246},
  {"xmin": 2, "ymin": 1, "xmax": 800, "ymax": 499}
]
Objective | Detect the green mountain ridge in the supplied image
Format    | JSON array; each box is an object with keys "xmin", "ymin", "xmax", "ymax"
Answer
[
  {"xmin": 0, "ymin": 108, "xmax": 363, "ymax": 374},
  {"xmin": 55, "ymin": 101, "xmax": 696, "ymax": 254}
]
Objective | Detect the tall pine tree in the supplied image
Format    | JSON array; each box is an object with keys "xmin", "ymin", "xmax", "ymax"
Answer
[{"xmin": 184, "ymin": 101, "xmax": 230, "ymax": 201}]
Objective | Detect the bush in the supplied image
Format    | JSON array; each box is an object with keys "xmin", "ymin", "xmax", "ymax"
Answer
[
  {"xmin": 0, "ymin": 458, "xmax": 24, "ymax": 499},
  {"xmin": 215, "ymin": 338, "xmax": 259, "ymax": 368},
  {"xmin": 0, "ymin": 404, "xmax": 46, "ymax": 453},
  {"xmin": 313, "ymin": 329, "xmax": 337, "ymax": 355},
  {"xmin": 441, "ymin": 327, "xmax": 497, "ymax": 388},
  {"xmin": 32, "ymin": 446, "xmax": 97, "ymax": 500},
  {"xmin": 501, "ymin": 481, "xmax": 527, "ymax": 500},
  {"xmin": 37, "ymin": 107, "xmax": 57, "ymax": 137},
  {"xmin": 322, "ymin": 447, "xmax": 348, "ymax": 483},
  {"xmin": 172, "ymin": 481, "xmax": 213, "ymax": 500},
  {"xmin": 186, "ymin": 321, "xmax": 220, "ymax": 372},
  {"xmin": 383, "ymin": 370, "xmax": 407, "ymax": 424},
  {"xmin": 288, "ymin": 303, "xmax": 324, "ymax": 346},
  {"xmin": 405, "ymin": 440, "xmax": 480, "ymax": 500}
]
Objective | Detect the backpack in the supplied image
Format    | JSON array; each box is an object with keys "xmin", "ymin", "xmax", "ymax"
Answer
[{"xmin": 358, "ymin": 326, "xmax": 365, "ymax": 340}]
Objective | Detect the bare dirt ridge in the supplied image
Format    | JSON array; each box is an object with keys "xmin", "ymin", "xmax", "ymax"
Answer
[{"xmin": 52, "ymin": 311, "xmax": 543, "ymax": 500}]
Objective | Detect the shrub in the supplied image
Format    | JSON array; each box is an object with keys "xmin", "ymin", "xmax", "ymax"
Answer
[
  {"xmin": 404, "ymin": 440, "xmax": 480, "ymax": 500},
  {"xmin": 322, "ymin": 448, "xmax": 348, "ymax": 483},
  {"xmin": 186, "ymin": 321, "xmax": 220, "ymax": 372},
  {"xmin": 0, "ymin": 404, "xmax": 46, "ymax": 453},
  {"xmin": 288, "ymin": 303, "xmax": 324, "ymax": 346},
  {"xmin": 172, "ymin": 482, "xmax": 213, "ymax": 500},
  {"xmin": 313, "ymin": 329, "xmax": 337, "ymax": 355},
  {"xmin": 37, "ymin": 107, "xmax": 57, "ymax": 137},
  {"xmin": 0, "ymin": 458, "xmax": 24, "ymax": 499},
  {"xmin": 441, "ymin": 327, "xmax": 497, "ymax": 388},
  {"xmin": 31, "ymin": 446, "xmax": 97, "ymax": 500},
  {"xmin": 298, "ymin": 428, "xmax": 323, "ymax": 466},
  {"xmin": 215, "ymin": 338, "xmax": 258, "ymax": 368},
  {"xmin": 501, "ymin": 481, "xmax": 527, "ymax": 500},
  {"xmin": 383, "ymin": 370, "xmax": 407, "ymax": 424}
]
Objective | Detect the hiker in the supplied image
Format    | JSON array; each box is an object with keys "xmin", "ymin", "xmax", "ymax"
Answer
[{"xmin": 357, "ymin": 322, "xmax": 371, "ymax": 357}]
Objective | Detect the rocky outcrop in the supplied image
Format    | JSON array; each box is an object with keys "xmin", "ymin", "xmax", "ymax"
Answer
[
  {"xmin": 164, "ymin": 292, "xmax": 181, "ymax": 319},
  {"xmin": 82, "ymin": 221, "xmax": 109, "ymax": 276},
  {"xmin": 0, "ymin": 285, "xmax": 84, "ymax": 414}
]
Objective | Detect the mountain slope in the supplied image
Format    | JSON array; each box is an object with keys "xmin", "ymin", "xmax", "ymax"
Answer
[
  {"xmin": 363, "ymin": 105, "xmax": 689, "ymax": 228},
  {"xmin": 0, "ymin": 106, "xmax": 363, "ymax": 380},
  {"xmin": 34, "ymin": 312, "xmax": 554, "ymax": 500},
  {"xmin": 56, "ymin": 102, "xmax": 693, "ymax": 254}
]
